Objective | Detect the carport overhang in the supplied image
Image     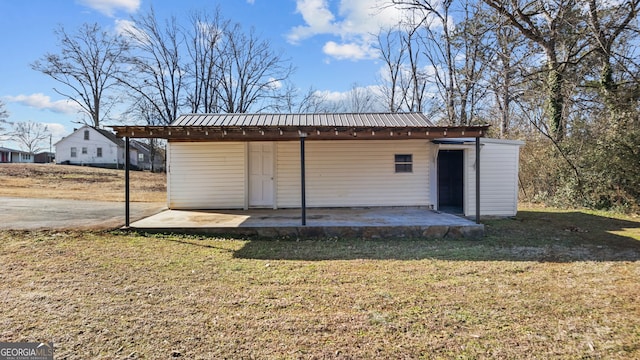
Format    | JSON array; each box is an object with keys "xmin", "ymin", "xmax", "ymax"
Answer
[
  {"xmin": 111, "ymin": 122, "xmax": 489, "ymax": 230},
  {"xmin": 111, "ymin": 124, "xmax": 488, "ymax": 141}
]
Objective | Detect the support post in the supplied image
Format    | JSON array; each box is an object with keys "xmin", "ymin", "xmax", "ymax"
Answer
[
  {"xmin": 125, "ymin": 137, "xmax": 130, "ymax": 228},
  {"xmin": 300, "ymin": 133, "xmax": 307, "ymax": 226},
  {"xmin": 475, "ymin": 136, "xmax": 480, "ymax": 224}
]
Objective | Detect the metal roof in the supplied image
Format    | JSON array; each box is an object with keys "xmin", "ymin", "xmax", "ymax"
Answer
[{"xmin": 171, "ymin": 113, "xmax": 435, "ymax": 128}]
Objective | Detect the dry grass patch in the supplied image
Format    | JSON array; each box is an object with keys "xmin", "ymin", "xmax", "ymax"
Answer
[
  {"xmin": 1, "ymin": 208, "xmax": 639, "ymax": 359},
  {"xmin": 0, "ymin": 163, "xmax": 165, "ymax": 202}
]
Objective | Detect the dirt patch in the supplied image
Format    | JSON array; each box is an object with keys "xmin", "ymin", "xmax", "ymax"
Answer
[{"xmin": 0, "ymin": 163, "xmax": 165, "ymax": 202}]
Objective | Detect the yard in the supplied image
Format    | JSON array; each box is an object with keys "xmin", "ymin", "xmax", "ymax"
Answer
[
  {"xmin": 0, "ymin": 163, "xmax": 165, "ymax": 202},
  {"xmin": 0, "ymin": 164, "xmax": 638, "ymax": 358}
]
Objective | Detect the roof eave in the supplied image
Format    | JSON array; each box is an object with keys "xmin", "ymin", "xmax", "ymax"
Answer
[{"xmin": 110, "ymin": 124, "xmax": 490, "ymax": 141}]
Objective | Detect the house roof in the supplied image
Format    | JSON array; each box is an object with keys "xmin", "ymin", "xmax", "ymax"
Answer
[
  {"xmin": 55, "ymin": 125, "xmax": 142, "ymax": 150},
  {"xmin": 111, "ymin": 113, "xmax": 489, "ymax": 141},
  {"xmin": 94, "ymin": 127, "xmax": 125, "ymax": 147},
  {"xmin": 172, "ymin": 113, "xmax": 436, "ymax": 127},
  {"xmin": 0, "ymin": 146, "xmax": 25, "ymax": 153}
]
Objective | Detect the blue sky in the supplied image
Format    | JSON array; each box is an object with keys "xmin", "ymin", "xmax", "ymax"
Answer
[{"xmin": 0, "ymin": 0, "xmax": 404, "ymax": 149}]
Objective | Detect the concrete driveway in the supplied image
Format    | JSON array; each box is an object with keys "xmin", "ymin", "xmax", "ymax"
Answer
[{"xmin": 0, "ymin": 197, "xmax": 165, "ymax": 230}]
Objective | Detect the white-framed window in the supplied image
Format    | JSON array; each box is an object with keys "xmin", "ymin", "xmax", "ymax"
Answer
[
  {"xmin": 71, "ymin": 147, "xmax": 77, "ymax": 157},
  {"xmin": 22, "ymin": 153, "xmax": 31, "ymax": 160},
  {"xmin": 84, "ymin": 130, "xmax": 90, "ymax": 140},
  {"xmin": 394, "ymin": 154, "xmax": 413, "ymax": 173},
  {"xmin": 138, "ymin": 153, "xmax": 145, "ymax": 162},
  {"xmin": 96, "ymin": 147, "xmax": 102, "ymax": 157},
  {"xmin": 82, "ymin": 147, "xmax": 87, "ymax": 155}
]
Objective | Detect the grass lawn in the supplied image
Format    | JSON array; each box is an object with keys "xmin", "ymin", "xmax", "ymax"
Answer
[{"xmin": 1, "ymin": 208, "xmax": 638, "ymax": 359}]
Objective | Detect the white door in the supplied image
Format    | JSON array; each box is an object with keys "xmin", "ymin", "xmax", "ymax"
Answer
[{"xmin": 249, "ymin": 142, "xmax": 274, "ymax": 207}]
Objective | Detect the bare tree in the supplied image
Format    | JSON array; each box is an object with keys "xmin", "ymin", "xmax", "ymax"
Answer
[
  {"xmin": 386, "ymin": 1, "xmax": 491, "ymax": 124},
  {"xmin": 119, "ymin": 7, "xmax": 184, "ymax": 125},
  {"xmin": 401, "ymin": 13, "xmax": 429, "ymax": 113},
  {"xmin": 32, "ymin": 23, "xmax": 128, "ymax": 127},
  {"xmin": 481, "ymin": 0, "xmax": 587, "ymax": 140},
  {"xmin": 584, "ymin": 0, "xmax": 640, "ymax": 113},
  {"xmin": 0, "ymin": 100, "xmax": 10, "ymax": 136},
  {"xmin": 485, "ymin": 17, "xmax": 531, "ymax": 137},
  {"xmin": 127, "ymin": 97, "xmax": 164, "ymax": 171},
  {"xmin": 376, "ymin": 26, "xmax": 407, "ymax": 112},
  {"xmin": 215, "ymin": 23, "xmax": 294, "ymax": 113},
  {"xmin": 11, "ymin": 122, "xmax": 50, "ymax": 154},
  {"xmin": 185, "ymin": 8, "xmax": 227, "ymax": 113},
  {"xmin": 452, "ymin": 1, "xmax": 492, "ymax": 125},
  {"xmin": 346, "ymin": 83, "xmax": 377, "ymax": 112}
]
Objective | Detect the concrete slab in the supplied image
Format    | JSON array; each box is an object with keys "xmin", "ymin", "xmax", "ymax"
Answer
[{"xmin": 129, "ymin": 207, "xmax": 484, "ymax": 239}]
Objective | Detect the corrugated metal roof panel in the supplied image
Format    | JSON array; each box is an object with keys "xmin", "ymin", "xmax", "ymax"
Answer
[{"xmin": 171, "ymin": 113, "xmax": 435, "ymax": 128}]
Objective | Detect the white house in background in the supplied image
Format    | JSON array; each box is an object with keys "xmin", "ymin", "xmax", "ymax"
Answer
[
  {"xmin": 0, "ymin": 147, "xmax": 34, "ymax": 163},
  {"xmin": 131, "ymin": 140, "xmax": 165, "ymax": 171},
  {"xmin": 55, "ymin": 125, "xmax": 139, "ymax": 169},
  {"xmin": 112, "ymin": 113, "xmax": 524, "ymax": 217}
]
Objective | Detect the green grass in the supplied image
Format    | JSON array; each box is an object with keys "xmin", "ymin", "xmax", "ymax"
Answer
[{"xmin": 0, "ymin": 207, "xmax": 638, "ymax": 359}]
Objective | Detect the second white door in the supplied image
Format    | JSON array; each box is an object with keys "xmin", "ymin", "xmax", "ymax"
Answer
[{"xmin": 249, "ymin": 142, "xmax": 274, "ymax": 207}]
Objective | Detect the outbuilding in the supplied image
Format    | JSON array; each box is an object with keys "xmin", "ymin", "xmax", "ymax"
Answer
[{"xmin": 112, "ymin": 113, "xmax": 523, "ymax": 224}]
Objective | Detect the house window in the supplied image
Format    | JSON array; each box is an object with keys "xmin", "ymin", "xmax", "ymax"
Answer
[
  {"xmin": 97, "ymin": 147, "xmax": 103, "ymax": 157},
  {"xmin": 138, "ymin": 153, "xmax": 145, "ymax": 162},
  {"xmin": 84, "ymin": 130, "xmax": 90, "ymax": 140},
  {"xmin": 82, "ymin": 147, "xmax": 88, "ymax": 155},
  {"xmin": 22, "ymin": 153, "xmax": 31, "ymax": 160},
  {"xmin": 395, "ymin": 154, "xmax": 413, "ymax": 173},
  {"xmin": 71, "ymin": 147, "xmax": 77, "ymax": 158}
]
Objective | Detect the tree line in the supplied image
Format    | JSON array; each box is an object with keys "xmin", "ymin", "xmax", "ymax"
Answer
[
  {"xmin": 26, "ymin": 2, "xmax": 640, "ymax": 211},
  {"xmin": 376, "ymin": 0, "xmax": 640, "ymax": 211}
]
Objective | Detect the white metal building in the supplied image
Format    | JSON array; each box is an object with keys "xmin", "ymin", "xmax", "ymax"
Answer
[{"xmin": 113, "ymin": 113, "xmax": 523, "ymax": 218}]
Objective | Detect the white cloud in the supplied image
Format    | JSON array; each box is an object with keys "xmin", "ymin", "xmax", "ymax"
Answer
[
  {"xmin": 77, "ymin": 0, "xmax": 140, "ymax": 17},
  {"xmin": 288, "ymin": 0, "xmax": 337, "ymax": 44},
  {"xmin": 322, "ymin": 41, "xmax": 372, "ymax": 61},
  {"xmin": 40, "ymin": 123, "xmax": 68, "ymax": 143},
  {"xmin": 247, "ymin": 0, "xmax": 256, "ymax": 3},
  {"xmin": 288, "ymin": 0, "xmax": 406, "ymax": 61},
  {"xmin": 114, "ymin": 19, "xmax": 136, "ymax": 35},
  {"xmin": 5, "ymin": 94, "xmax": 81, "ymax": 115},
  {"xmin": 268, "ymin": 78, "xmax": 283, "ymax": 90}
]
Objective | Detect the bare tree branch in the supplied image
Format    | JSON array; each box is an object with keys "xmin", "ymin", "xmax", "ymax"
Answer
[
  {"xmin": 31, "ymin": 23, "xmax": 128, "ymax": 127},
  {"xmin": 11, "ymin": 122, "xmax": 50, "ymax": 154}
]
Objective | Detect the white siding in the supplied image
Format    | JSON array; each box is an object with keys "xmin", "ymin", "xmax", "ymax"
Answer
[
  {"xmin": 465, "ymin": 140, "xmax": 522, "ymax": 217},
  {"xmin": 55, "ymin": 126, "xmax": 122, "ymax": 166},
  {"xmin": 167, "ymin": 142, "xmax": 245, "ymax": 209},
  {"xmin": 276, "ymin": 140, "xmax": 431, "ymax": 208}
]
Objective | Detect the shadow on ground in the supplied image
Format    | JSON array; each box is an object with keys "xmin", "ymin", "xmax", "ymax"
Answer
[{"xmin": 232, "ymin": 210, "xmax": 640, "ymax": 262}]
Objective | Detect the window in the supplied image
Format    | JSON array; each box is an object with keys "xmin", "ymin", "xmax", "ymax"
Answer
[
  {"xmin": 84, "ymin": 130, "xmax": 90, "ymax": 140},
  {"xmin": 82, "ymin": 147, "xmax": 87, "ymax": 155},
  {"xmin": 96, "ymin": 147, "xmax": 102, "ymax": 158},
  {"xmin": 22, "ymin": 153, "xmax": 31, "ymax": 160},
  {"xmin": 395, "ymin": 154, "xmax": 413, "ymax": 173},
  {"xmin": 138, "ymin": 153, "xmax": 145, "ymax": 162},
  {"xmin": 71, "ymin": 147, "xmax": 77, "ymax": 157}
]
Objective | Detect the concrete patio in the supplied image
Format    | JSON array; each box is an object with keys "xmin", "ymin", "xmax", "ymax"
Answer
[{"xmin": 128, "ymin": 207, "xmax": 484, "ymax": 239}]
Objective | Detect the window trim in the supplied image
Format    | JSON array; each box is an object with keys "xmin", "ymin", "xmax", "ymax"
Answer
[
  {"xmin": 84, "ymin": 130, "xmax": 90, "ymax": 140},
  {"xmin": 96, "ymin": 147, "xmax": 103, "ymax": 158},
  {"xmin": 394, "ymin": 154, "xmax": 413, "ymax": 173},
  {"xmin": 70, "ymin": 147, "xmax": 77, "ymax": 158}
]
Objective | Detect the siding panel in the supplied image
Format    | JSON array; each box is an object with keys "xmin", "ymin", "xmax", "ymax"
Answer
[
  {"xmin": 465, "ymin": 141, "xmax": 521, "ymax": 217},
  {"xmin": 168, "ymin": 142, "xmax": 245, "ymax": 209},
  {"xmin": 277, "ymin": 140, "xmax": 431, "ymax": 208}
]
